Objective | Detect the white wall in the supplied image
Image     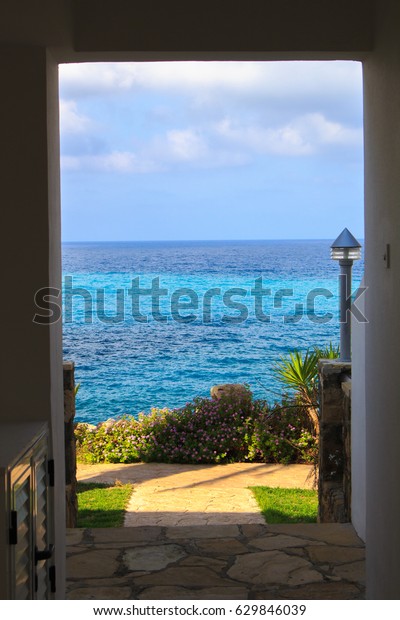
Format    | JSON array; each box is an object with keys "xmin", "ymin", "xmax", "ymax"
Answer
[
  {"xmin": 363, "ymin": 0, "xmax": 400, "ymax": 599},
  {"xmin": 0, "ymin": 45, "xmax": 65, "ymax": 598},
  {"xmin": 351, "ymin": 278, "xmax": 366, "ymax": 541},
  {"xmin": 4, "ymin": 0, "xmax": 400, "ymax": 600}
]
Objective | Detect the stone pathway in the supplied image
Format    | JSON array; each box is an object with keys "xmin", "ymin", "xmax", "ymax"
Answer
[
  {"xmin": 66, "ymin": 523, "xmax": 365, "ymax": 599},
  {"xmin": 70, "ymin": 464, "xmax": 364, "ymax": 599},
  {"xmin": 77, "ymin": 462, "xmax": 315, "ymax": 527}
]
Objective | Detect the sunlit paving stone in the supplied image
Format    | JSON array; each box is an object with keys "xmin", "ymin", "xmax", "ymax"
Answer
[
  {"xmin": 76, "ymin": 462, "xmax": 313, "ymax": 527},
  {"xmin": 68, "ymin": 463, "xmax": 365, "ymax": 599},
  {"xmin": 67, "ymin": 523, "xmax": 365, "ymax": 600}
]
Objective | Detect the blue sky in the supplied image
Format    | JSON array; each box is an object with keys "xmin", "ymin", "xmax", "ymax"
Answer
[{"xmin": 59, "ymin": 61, "xmax": 364, "ymax": 241}]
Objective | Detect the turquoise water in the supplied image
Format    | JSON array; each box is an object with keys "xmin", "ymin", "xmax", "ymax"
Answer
[{"xmin": 62, "ymin": 240, "xmax": 363, "ymax": 424}]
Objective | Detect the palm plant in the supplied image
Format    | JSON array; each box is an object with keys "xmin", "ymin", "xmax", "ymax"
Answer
[
  {"xmin": 273, "ymin": 344, "xmax": 339, "ymax": 438},
  {"xmin": 314, "ymin": 343, "xmax": 340, "ymax": 360}
]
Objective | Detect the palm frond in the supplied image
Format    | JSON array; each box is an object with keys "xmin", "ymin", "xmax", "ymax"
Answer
[
  {"xmin": 274, "ymin": 349, "xmax": 319, "ymax": 400},
  {"xmin": 314, "ymin": 342, "xmax": 340, "ymax": 359}
]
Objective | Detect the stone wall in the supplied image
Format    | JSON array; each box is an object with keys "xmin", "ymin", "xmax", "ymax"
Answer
[
  {"xmin": 318, "ymin": 360, "xmax": 352, "ymax": 523},
  {"xmin": 64, "ymin": 361, "xmax": 78, "ymax": 527}
]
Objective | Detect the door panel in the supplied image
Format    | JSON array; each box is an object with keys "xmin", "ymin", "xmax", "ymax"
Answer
[{"xmin": 10, "ymin": 461, "xmax": 33, "ymax": 600}]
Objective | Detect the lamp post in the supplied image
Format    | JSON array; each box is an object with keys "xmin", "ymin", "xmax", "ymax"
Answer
[{"xmin": 330, "ymin": 228, "xmax": 362, "ymax": 362}]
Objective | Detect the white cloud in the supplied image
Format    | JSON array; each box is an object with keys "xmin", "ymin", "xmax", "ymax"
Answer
[
  {"xmin": 59, "ymin": 62, "xmax": 262, "ymax": 98},
  {"xmin": 298, "ymin": 113, "xmax": 362, "ymax": 146},
  {"xmin": 59, "ymin": 62, "xmax": 363, "ymax": 174},
  {"xmin": 59, "ymin": 100, "xmax": 92, "ymax": 133},
  {"xmin": 61, "ymin": 151, "xmax": 156, "ymax": 173},
  {"xmin": 61, "ymin": 155, "xmax": 81, "ymax": 171},
  {"xmin": 153, "ymin": 128, "xmax": 249, "ymax": 168},
  {"xmin": 215, "ymin": 118, "xmax": 312, "ymax": 156},
  {"xmin": 164, "ymin": 129, "xmax": 207, "ymax": 161},
  {"xmin": 59, "ymin": 61, "xmax": 362, "ymax": 109},
  {"xmin": 61, "ymin": 125, "xmax": 249, "ymax": 173},
  {"xmin": 215, "ymin": 113, "xmax": 362, "ymax": 157},
  {"xmin": 61, "ymin": 111, "xmax": 362, "ymax": 174}
]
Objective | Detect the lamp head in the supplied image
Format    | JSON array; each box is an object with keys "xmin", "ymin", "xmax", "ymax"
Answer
[{"xmin": 330, "ymin": 228, "xmax": 362, "ymax": 261}]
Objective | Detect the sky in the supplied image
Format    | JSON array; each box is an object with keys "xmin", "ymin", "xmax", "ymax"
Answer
[{"xmin": 59, "ymin": 61, "xmax": 364, "ymax": 242}]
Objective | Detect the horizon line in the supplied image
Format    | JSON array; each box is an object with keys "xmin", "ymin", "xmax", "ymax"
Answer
[{"xmin": 62, "ymin": 237, "xmax": 364, "ymax": 244}]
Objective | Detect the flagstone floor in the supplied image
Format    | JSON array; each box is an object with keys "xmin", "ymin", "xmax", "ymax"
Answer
[
  {"xmin": 67, "ymin": 463, "xmax": 365, "ymax": 600},
  {"xmin": 66, "ymin": 523, "xmax": 365, "ymax": 600}
]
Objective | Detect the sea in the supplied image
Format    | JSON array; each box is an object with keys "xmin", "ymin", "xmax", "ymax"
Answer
[{"xmin": 62, "ymin": 240, "xmax": 364, "ymax": 425}]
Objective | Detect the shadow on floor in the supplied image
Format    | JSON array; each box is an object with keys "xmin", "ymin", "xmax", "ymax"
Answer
[{"xmin": 66, "ymin": 522, "xmax": 365, "ymax": 600}]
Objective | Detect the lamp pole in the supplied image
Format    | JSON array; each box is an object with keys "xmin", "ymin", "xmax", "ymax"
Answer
[
  {"xmin": 338, "ymin": 257, "xmax": 353, "ymax": 362},
  {"xmin": 330, "ymin": 228, "xmax": 362, "ymax": 363}
]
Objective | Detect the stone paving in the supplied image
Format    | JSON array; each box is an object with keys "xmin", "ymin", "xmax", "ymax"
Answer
[
  {"xmin": 66, "ymin": 523, "xmax": 365, "ymax": 599},
  {"xmin": 77, "ymin": 462, "xmax": 315, "ymax": 527},
  {"xmin": 68, "ymin": 463, "xmax": 365, "ymax": 599}
]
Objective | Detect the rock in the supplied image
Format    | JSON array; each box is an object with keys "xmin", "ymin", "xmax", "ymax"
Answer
[
  {"xmin": 97, "ymin": 418, "xmax": 116, "ymax": 429},
  {"xmin": 123, "ymin": 544, "xmax": 186, "ymax": 571},
  {"xmin": 133, "ymin": 566, "xmax": 233, "ymax": 587},
  {"xmin": 75, "ymin": 422, "xmax": 96, "ymax": 431},
  {"xmin": 227, "ymin": 550, "xmax": 323, "ymax": 586},
  {"xmin": 138, "ymin": 586, "xmax": 249, "ymax": 599},
  {"xmin": 66, "ymin": 549, "xmax": 119, "ymax": 579},
  {"xmin": 210, "ymin": 384, "xmax": 251, "ymax": 401}
]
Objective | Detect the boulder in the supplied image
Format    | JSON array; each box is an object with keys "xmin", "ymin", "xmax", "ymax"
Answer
[
  {"xmin": 75, "ymin": 422, "xmax": 96, "ymax": 431},
  {"xmin": 210, "ymin": 383, "xmax": 251, "ymax": 402},
  {"xmin": 97, "ymin": 418, "xmax": 116, "ymax": 429}
]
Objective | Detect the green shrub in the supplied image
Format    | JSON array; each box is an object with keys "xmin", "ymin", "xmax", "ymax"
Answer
[
  {"xmin": 249, "ymin": 401, "xmax": 317, "ymax": 464},
  {"xmin": 75, "ymin": 393, "xmax": 317, "ymax": 465},
  {"xmin": 75, "ymin": 415, "xmax": 142, "ymax": 463},
  {"xmin": 134, "ymin": 395, "xmax": 262, "ymax": 464}
]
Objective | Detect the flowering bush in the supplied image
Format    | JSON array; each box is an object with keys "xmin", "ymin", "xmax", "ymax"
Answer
[
  {"xmin": 75, "ymin": 394, "xmax": 317, "ymax": 465},
  {"xmin": 133, "ymin": 396, "xmax": 260, "ymax": 464},
  {"xmin": 75, "ymin": 416, "xmax": 142, "ymax": 463},
  {"xmin": 249, "ymin": 401, "xmax": 317, "ymax": 464}
]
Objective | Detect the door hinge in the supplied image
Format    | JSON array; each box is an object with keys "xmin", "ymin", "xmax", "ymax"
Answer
[
  {"xmin": 35, "ymin": 543, "xmax": 54, "ymax": 565},
  {"xmin": 49, "ymin": 565, "xmax": 56, "ymax": 593},
  {"xmin": 9, "ymin": 510, "xmax": 17, "ymax": 545},
  {"xmin": 48, "ymin": 459, "xmax": 55, "ymax": 487}
]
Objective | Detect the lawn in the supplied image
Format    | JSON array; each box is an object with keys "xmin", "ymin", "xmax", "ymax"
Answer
[
  {"xmin": 250, "ymin": 486, "xmax": 318, "ymax": 523},
  {"xmin": 77, "ymin": 482, "xmax": 133, "ymax": 527}
]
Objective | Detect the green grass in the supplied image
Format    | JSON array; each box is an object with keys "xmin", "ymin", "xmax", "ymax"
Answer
[
  {"xmin": 250, "ymin": 486, "xmax": 318, "ymax": 523},
  {"xmin": 77, "ymin": 482, "xmax": 133, "ymax": 528}
]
